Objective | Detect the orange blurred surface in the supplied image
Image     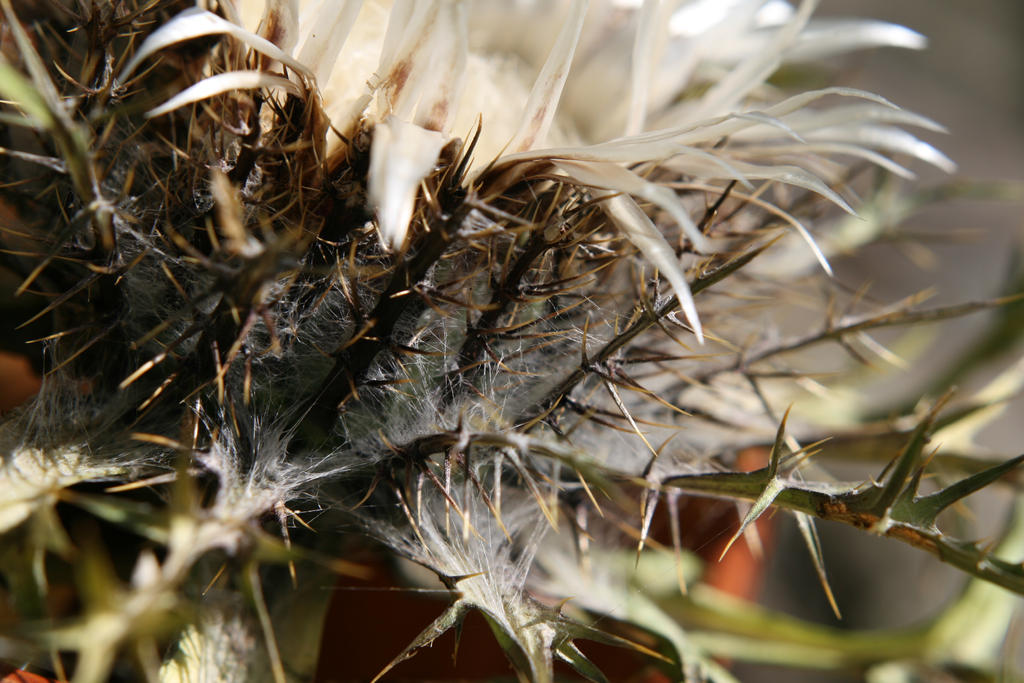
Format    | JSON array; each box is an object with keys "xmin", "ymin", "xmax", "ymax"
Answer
[{"xmin": 0, "ymin": 351, "xmax": 39, "ymax": 412}]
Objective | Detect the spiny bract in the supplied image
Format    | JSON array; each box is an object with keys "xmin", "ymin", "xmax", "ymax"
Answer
[{"xmin": 0, "ymin": 1, "xmax": 1021, "ymax": 682}]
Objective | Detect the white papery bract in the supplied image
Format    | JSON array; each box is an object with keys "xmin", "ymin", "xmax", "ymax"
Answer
[{"xmin": 135, "ymin": 0, "xmax": 949, "ymax": 339}]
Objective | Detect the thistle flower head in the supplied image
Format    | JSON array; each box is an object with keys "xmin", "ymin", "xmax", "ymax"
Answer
[{"xmin": 121, "ymin": 0, "xmax": 951, "ymax": 342}]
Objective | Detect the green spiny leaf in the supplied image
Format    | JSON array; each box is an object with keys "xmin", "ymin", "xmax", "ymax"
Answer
[
  {"xmin": 0, "ymin": 59, "xmax": 53, "ymax": 128},
  {"xmin": 914, "ymin": 454, "xmax": 1024, "ymax": 522},
  {"xmin": 555, "ymin": 640, "xmax": 609, "ymax": 683},
  {"xmin": 867, "ymin": 392, "xmax": 951, "ymax": 516},
  {"xmin": 793, "ymin": 512, "xmax": 841, "ymax": 619},
  {"xmin": 371, "ymin": 602, "xmax": 468, "ymax": 683},
  {"xmin": 719, "ymin": 406, "xmax": 792, "ymax": 560}
]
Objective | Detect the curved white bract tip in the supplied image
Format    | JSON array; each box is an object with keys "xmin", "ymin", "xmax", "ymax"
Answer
[
  {"xmin": 117, "ymin": 7, "xmax": 311, "ymax": 85},
  {"xmin": 145, "ymin": 71, "xmax": 302, "ymax": 118},
  {"xmin": 368, "ymin": 116, "xmax": 446, "ymax": 250},
  {"xmin": 600, "ymin": 193, "xmax": 704, "ymax": 344}
]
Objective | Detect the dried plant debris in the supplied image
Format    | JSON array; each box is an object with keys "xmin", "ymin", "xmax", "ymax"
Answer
[{"xmin": 0, "ymin": 1, "xmax": 1021, "ymax": 682}]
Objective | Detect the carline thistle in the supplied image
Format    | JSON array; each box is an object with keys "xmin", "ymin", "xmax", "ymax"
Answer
[{"xmin": 0, "ymin": 1, "xmax": 1022, "ymax": 682}]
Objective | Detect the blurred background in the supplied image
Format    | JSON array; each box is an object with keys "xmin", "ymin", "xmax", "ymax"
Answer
[
  {"xmin": 743, "ymin": 1, "xmax": 1024, "ymax": 680},
  {"xmin": 818, "ymin": 0, "xmax": 1024, "ymax": 436}
]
